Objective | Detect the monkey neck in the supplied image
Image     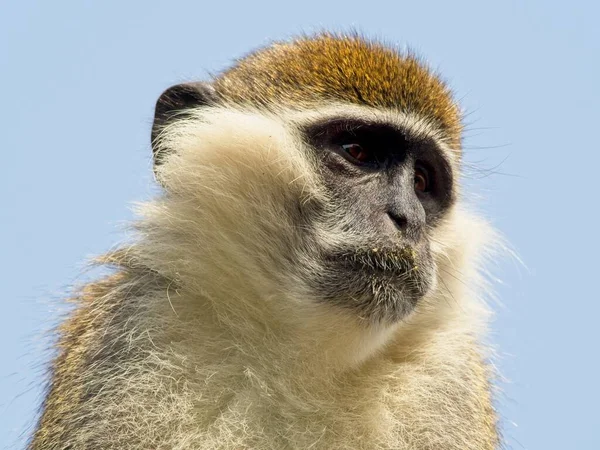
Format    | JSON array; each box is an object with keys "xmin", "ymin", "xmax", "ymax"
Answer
[
  {"xmin": 155, "ymin": 277, "xmax": 401, "ymax": 380},
  {"xmin": 101, "ymin": 239, "xmax": 471, "ymax": 387},
  {"xmin": 112, "ymin": 262, "xmax": 458, "ymax": 393}
]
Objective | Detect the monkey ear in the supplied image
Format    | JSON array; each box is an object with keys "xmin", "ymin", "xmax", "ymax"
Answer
[{"xmin": 151, "ymin": 82, "xmax": 218, "ymax": 167}]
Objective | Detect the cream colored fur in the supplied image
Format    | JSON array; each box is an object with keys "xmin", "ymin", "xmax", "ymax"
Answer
[{"xmin": 32, "ymin": 106, "xmax": 500, "ymax": 449}]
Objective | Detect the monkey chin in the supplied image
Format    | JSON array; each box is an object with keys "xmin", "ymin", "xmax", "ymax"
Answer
[{"xmin": 316, "ymin": 245, "xmax": 436, "ymax": 324}]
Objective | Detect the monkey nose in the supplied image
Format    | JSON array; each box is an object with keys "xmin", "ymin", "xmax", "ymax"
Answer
[{"xmin": 387, "ymin": 211, "xmax": 409, "ymax": 232}]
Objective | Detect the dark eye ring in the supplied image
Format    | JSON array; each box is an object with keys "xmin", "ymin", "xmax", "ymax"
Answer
[{"xmin": 341, "ymin": 143, "xmax": 375, "ymax": 164}]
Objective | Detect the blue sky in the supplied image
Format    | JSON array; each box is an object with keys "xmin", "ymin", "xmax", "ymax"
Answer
[{"xmin": 1, "ymin": 1, "xmax": 598, "ymax": 448}]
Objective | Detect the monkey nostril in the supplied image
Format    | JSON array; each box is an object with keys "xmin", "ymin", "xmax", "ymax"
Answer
[{"xmin": 387, "ymin": 211, "xmax": 408, "ymax": 231}]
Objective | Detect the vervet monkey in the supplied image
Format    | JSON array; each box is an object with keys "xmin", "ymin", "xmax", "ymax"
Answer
[{"xmin": 31, "ymin": 34, "xmax": 502, "ymax": 449}]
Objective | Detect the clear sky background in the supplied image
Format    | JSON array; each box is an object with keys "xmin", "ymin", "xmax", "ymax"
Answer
[{"xmin": 1, "ymin": 1, "xmax": 598, "ymax": 448}]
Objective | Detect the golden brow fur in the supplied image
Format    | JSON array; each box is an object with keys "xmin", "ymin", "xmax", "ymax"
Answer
[
  {"xmin": 215, "ymin": 34, "xmax": 463, "ymax": 149},
  {"xmin": 31, "ymin": 36, "xmax": 501, "ymax": 450}
]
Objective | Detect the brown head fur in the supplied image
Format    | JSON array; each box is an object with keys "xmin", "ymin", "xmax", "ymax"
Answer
[{"xmin": 214, "ymin": 34, "xmax": 463, "ymax": 149}]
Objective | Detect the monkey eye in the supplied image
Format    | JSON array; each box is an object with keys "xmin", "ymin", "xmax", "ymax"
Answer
[
  {"xmin": 341, "ymin": 143, "xmax": 376, "ymax": 164},
  {"xmin": 414, "ymin": 164, "xmax": 430, "ymax": 193}
]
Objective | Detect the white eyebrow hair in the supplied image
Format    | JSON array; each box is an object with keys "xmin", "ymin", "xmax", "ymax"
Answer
[{"xmin": 282, "ymin": 103, "xmax": 460, "ymax": 167}]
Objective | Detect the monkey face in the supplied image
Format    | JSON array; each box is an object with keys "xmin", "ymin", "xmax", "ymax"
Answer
[
  {"xmin": 149, "ymin": 35, "xmax": 463, "ymax": 325},
  {"xmin": 299, "ymin": 115, "xmax": 456, "ymax": 323},
  {"xmin": 150, "ymin": 97, "xmax": 459, "ymax": 325}
]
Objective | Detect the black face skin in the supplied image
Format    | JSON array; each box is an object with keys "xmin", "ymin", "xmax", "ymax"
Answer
[{"xmin": 302, "ymin": 118, "xmax": 455, "ymax": 323}]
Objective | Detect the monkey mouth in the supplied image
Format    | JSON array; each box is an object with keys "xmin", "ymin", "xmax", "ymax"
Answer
[
  {"xmin": 332, "ymin": 245, "xmax": 420, "ymax": 275},
  {"xmin": 314, "ymin": 245, "xmax": 435, "ymax": 322}
]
